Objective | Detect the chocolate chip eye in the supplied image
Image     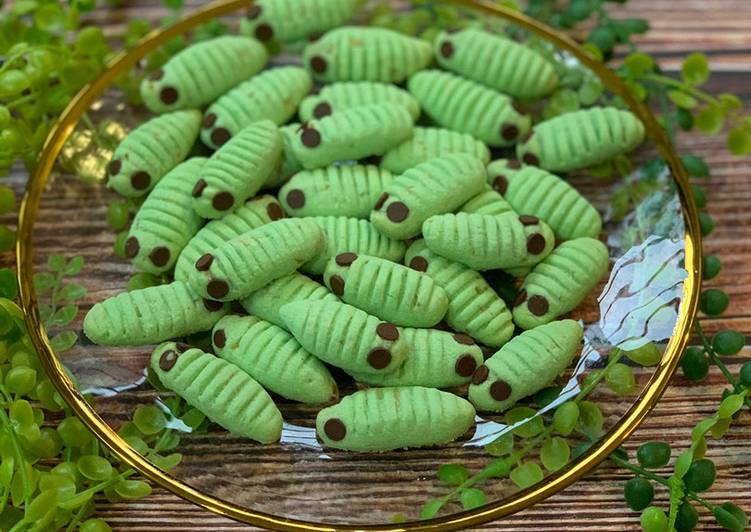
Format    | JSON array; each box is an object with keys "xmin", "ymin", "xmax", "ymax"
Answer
[
  {"xmin": 211, "ymin": 127, "xmax": 231, "ymax": 147},
  {"xmin": 367, "ymin": 347, "xmax": 392, "ymax": 369},
  {"xmin": 409, "ymin": 256, "xmax": 429, "ymax": 272},
  {"xmin": 376, "ymin": 323, "xmax": 399, "ymax": 341},
  {"xmin": 159, "ymin": 349, "xmax": 179, "ymax": 371},
  {"xmin": 207, "ymin": 279, "xmax": 230, "ymax": 299},
  {"xmin": 455, "ymin": 354, "xmax": 477, "ymax": 377},
  {"xmin": 323, "ymin": 418, "xmax": 346, "ymax": 441},
  {"xmin": 490, "ymin": 379, "xmax": 512, "ymax": 401},
  {"xmin": 286, "ymin": 189, "xmax": 305, "ymax": 209},
  {"xmin": 329, "ymin": 274, "xmax": 345, "ymax": 296},
  {"xmin": 386, "ymin": 201, "xmax": 409, "ymax": 223}
]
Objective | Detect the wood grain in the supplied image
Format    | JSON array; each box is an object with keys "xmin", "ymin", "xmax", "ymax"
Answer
[{"xmin": 1, "ymin": 0, "xmax": 751, "ymax": 529}]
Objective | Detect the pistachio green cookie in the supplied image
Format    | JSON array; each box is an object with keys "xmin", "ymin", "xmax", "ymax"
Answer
[
  {"xmin": 517, "ymin": 107, "xmax": 646, "ymax": 172},
  {"xmin": 460, "ymin": 185, "xmax": 515, "ymax": 217},
  {"xmin": 140, "ymin": 36, "xmax": 267, "ymax": 113},
  {"xmin": 279, "ymin": 165, "xmax": 394, "ymax": 219},
  {"xmin": 381, "ymin": 127, "xmax": 490, "ymax": 174},
  {"xmin": 201, "ymin": 67, "xmax": 312, "ymax": 149},
  {"xmin": 485, "ymin": 158, "xmax": 525, "ymax": 186},
  {"xmin": 289, "ymin": 103, "xmax": 414, "ymax": 170},
  {"xmin": 469, "ymin": 320, "xmax": 582, "ymax": 412},
  {"xmin": 187, "ymin": 218, "xmax": 325, "ymax": 301},
  {"xmin": 435, "ymin": 28, "xmax": 558, "ymax": 99},
  {"xmin": 348, "ymin": 328, "xmax": 484, "ymax": 388},
  {"xmin": 240, "ymin": 272, "xmax": 338, "ymax": 328},
  {"xmin": 192, "ymin": 120, "xmax": 282, "ymax": 219},
  {"xmin": 302, "ymin": 216, "xmax": 406, "ymax": 274},
  {"xmin": 422, "ymin": 212, "xmax": 555, "ymax": 272},
  {"xmin": 212, "ymin": 315, "xmax": 338, "ymax": 404},
  {"xmin": 489, "ymin": 162, "xmax": 603, "ymax": 241},
  {"xmin": 150, "ymin": 342, "xmax": 282, "ymax": 443},
  {"xmin": 174, "ymin": 195, "xmax": 284, "ymax": 283},
  {"xmin": 108, "ymin": 110, "xmax": 201, "ymax": 197},
  {"xmin": 323, "ymin": 253, "xmax": 449, "ymax": 327},
  {"xmin": 304, "ymin": 27, "xmax": 433, "ymax": 83},
  {"xmin": 280, "ymin": 300, "xmax": 408, "ymax": 375},
  {"xmin": 513, "ymin": 238, "xmax": 609, "ymax": 329},
  {"xmin": 125, "ymin": 158, "xmax": 206, "ymax": 275},
  {"xmin": 408, "ymin": 70, "xmax": 531, "ymax": 147},
  {"xmin": 299, "ymin": 81, "xmax": 420, "ymax": 122},
  {"xmin": 370, "ymin": 154, "xmax": 486, "ymax": 240},
  {"xmin": 405, "ymin": 241, "xmax": 514, "ymax": 348},
  {"xmin": 243, "ymin": 0, "xmax": 361, "ymax": 44},
  {"xmin": 316, "ymin": 386, "xmax": 476, "ymax": 451},
  {"xmin": 83, "ymin": 281, "xmax": 227, "ymax": 346}
]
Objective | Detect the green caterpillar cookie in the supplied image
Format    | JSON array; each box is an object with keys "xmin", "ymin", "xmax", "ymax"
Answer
[
  {"xmin": 244, "ymin": 0, "xmax": 361, "ymax": 43},
  {"xmin": 408, "ymin": 70, "xmax": 531, "ymax": 147},
  {"xmin": 125, "ymin": 158, "xmax": 205, "ymax": 275},
  {"xmin": 280, "ymin": 299, "xmax": 408, "ymax": 374},
  {"xmin": 108, "ymin": 110, "xmax": 201, "ymax": 197},
  {"xmin": 174, "ymin": 195, "xmax": 284, "ymax": 283},
  {"xmin": 516, "ymin": 107, "xmax": 646, "ymax": 172},
  {"xmin": 304, "ymin": 27, "xmax": 433, "ymax": 83},
  {"xmin": 289, "ymin": 103, "xmax": 414, "ymax": 170},
  {"xmin": 405, "ymin": 241, "xmax": 514, "ymax": 348},
  {"xmin": 435, "ymin": 28, "xmax": 558, "ymax": 99},
  {"xmin": 370, "ymin": 154, "xmax": 486, "ymax": 240},
  {"xmin": 299, "ymin": 81, "xmax": 420, "ymax": 122},
  {"xmin": 240, "ymin": 272, "xmax": 338, "ymax": 328},
  {"xmin": 192, "ymin": 121, "xmax": 282, "ymax": 219},
  {"xmin": 279, "ymin": 165, "xmax": 394, "ymax": 219},
  {"xmin": 460, "ymin": 185, "xmax": 515, "ymax": 217},
  {"xmin": 150, "ymin": 342, "xmax": 282, "ymax": 443},
  {"xmin": 469, "ymin": 320, "xmax": 582, "ymax": 412},
  {"xmin": 316, "ymin": 386, "xmax": 475, "ymax": 451},
  {"xmin": 348, "ymin": 328, "xmax": 484, "ymax": 388},
  {"xmin": 140, "ymin": 36, "xmax": 268, "ymax": 113},
  {"xmin": 513, "ymin": 238, "xmax": 609, "ymax": 329},
  {"xmin": 201, "ymin": 67, "xmax": 312, "ymax": 150},
  {"xmin": 84, "ymin": 281, "xmax": 227, "ymax": 346},
  {"xmin": 489, "ymin": 162, "xmax": 602, "ymax": 240},
  {"xmin": 302, "ymin": 216, "xmax": 406, "ymax": 274},
  {"xmin": 212, "ymin": 315, "xmax": 338, "ymax": 404},
  {"xmin": 422, "ymin": 212, "xmax": 555, "ymax": 273},
  {"xmin": 265, "ymin": 123, "xmax": 305, "ymax": 189},
  {"xmin": 323, "ymin": 253, "xmax": 449, "ymax": 327},
  {"xmin": 381, "ymin": 127, "xmax": 490, "ymax": 174},
  {"xmin": 187, "ymin": 218, "xmax": 325, "ymax": 301}
]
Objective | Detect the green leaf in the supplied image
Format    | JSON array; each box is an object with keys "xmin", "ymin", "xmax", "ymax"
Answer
[
  {"xmin": 485, "ymin": 432, "xmax": 514, "ymax": 456},
  {"xmin": 510, "ymin": 462, "xmax": 544, "ymax": 489},
  {"xmin": 459, "ymin": 488, "xmax": 486, "ymax": 510},
  {"xmin": 77, "ymin": 455, "xmax": 113, "ymax": 481},
  {"xmin": 577, "ymin": 401, "xmax": 604, "ymax": 439},
  {"xmin": 50, "ymin": 305, "xmax": 78, "ymax": 327},
  {"xmin": 727, "ymin": 126, "xmax": 751, "ymax": 155},
  {"xmin": 0, "ymin": 457, "xmax": 14, "ymax": 489},
  {"xmin": 668, "ymin": 90, "xmax": 698, "ymax": 109},
  {"xmin": 437, "ymin": 464, "xmax": 468, "ymax": 486},
  {"xmin": 691, "ymin": 417, "xmax": 717, "ymax": 442},
  {"xmin": 477, "ymin": 459, "xmax": 511, "ymax": 480},
  {"xmin": 114, "ymin": 479, "xmax": 152, "ymax": 499},
  {"xmin": 622, "ymin": 52, "xmax": 655, "ymax": 77},
  {"xmin": 718, "ymin": 502, "xmax": 748, "ymax": 530},
  {"xmin": 618, "ymin": 17, "xmax": 649, "ymax": 35},
  {"xmin": 710, "ymin": 417, "xmax": 732, "ymax": 439},
  {"xmin": 50, "ymin": 331, "xmax": 78, "ymax": 352},
  {"xmin": 23, "ymin": 489, "xmax": 57, "ymax": 526},
  {"xmin": 64, "ymin": 256, "xmax": 85, "ymax": 276},
  {"xmin": 152, "ymin": 453, "xmax": 183, "ymax": 470},
  {"xmin": 681, "ymin": 52, "xmax": 710, "ymax": 86},
  {"xmin": 540, "ymin": 437, "xmax": 571, "ymax": 472},
  {"xmin": 47, "ymin": 254, "xmax": 66, "ymax": 273},
  {"xmin": 717, "ymin": 394, "xmax": 745, "ymax": 418},
  {"xmin": 33, "ymin": 272, "xmax": 56, "ymax": 293},
  {"xmin": 681, "ymin": 154, "xmax": 710, "ymax": 177},
  {"xmin": 0, "ymin": 268, "xmax": 18, "ymax": 299},
  {"xmin": 714, "ymin": 506, "xmax": 745, "ymax": 531},
  {"xmin": 420, "ymin": 499, "xmax": 444, "ymax": 520},
  {"xmin": 59, "ymin": 283, "xmax": 87, "ymax": 302},
  {"xmin": 674, "ymin": 449, "xmax": 694, "ymax": 478},
  {"xmin": 695, "ymin": 105, "xmax": 726, "ymax": 134},
  {"xmin": 718, "ymin": 93, "xmax": 743, "ymax": 111}
]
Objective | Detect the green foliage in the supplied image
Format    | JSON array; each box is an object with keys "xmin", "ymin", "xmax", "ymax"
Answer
[
  {"xmin": 34, "ymin": 254, "xmax": 87, "ymax": 352},
  {"xmin": 624, "ymin": 477, "xmax": 655, "ymax": 511}
]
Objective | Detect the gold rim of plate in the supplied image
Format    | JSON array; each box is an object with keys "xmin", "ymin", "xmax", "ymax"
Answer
[{"xmin": 15, "ymin": 0, "xmax": 703, "ymax": 530}]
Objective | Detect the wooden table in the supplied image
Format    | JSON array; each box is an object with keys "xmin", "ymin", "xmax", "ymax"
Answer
[{"xmin": 3, "ymin": 0, "xmax": 751, "ymax": 529}]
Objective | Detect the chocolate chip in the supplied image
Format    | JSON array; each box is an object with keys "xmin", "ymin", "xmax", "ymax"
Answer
[
  {"xmin": 335, "ymin": 252, "xmax": 358, "ymax": 267},
  {"xmin": 323, "ymin": 418, "xmax": 347, "ymax": 441},
  {"xmin": 195, "ymin": 253, "xmax": 214, "ymax": 271},
  {"xmin": 362, "ymin": 154, "xmax": 382, "ymax": 165},
  {"xmin": 266, "ymin": 202, "xmax": 284, "ymax": 220},
  {"xmin": 230, "ymin": 300, "xmax": 247, "ymax": 315},
  {"xmin": 507, "ymin": 159, "xmax": 522, "ymax": 169},
  {"xmin": 472, "ymin": 365, "xmax": 490, "ymax": 385},
  {"xmin": 523, "ymin": 152, "xmax": 540, "ymax": 166},
  {"xmin": 108, "ymin": 159, "xmax": 121, "ymax": 175},
  {"xmin": 440, "ymin": 40, "xmax": 454, "ymax": 58},
  {"xmin": 160, "ymin": 86, "xmax": 179, "ymax": 105},
  {"xmin": 374, "ymin": 192, "xmax": 389, "ymax": 210},
  {"xmin": 247, "ymin": 4, "xmax": 262, "ymax": 18},
  {"xmin": 519, "ymin": 215, "xmax": 540, "ymax": 226},
  {"xmin": 528, "ymin": 295, "xmax": 549, "ymax": 316},
  {"xmin": 493, "ymin": 175, "xmax": 508, "ymax": 194},
  {"xmin": 286, "ymin": 189, "xmax": 305, "ymax": 209},
  {"xmin": 255, "ymin": 23, "xmax": 273, "ymax": 41},
  {"xmin": 386, "ymin": 201, "xmax": 409, "ymax": 223},
  {"xmin": 211, "ymin": 127, "xmax": 231, "ymax": 147},
  {"xmin": 367, "ymin": 348, "xmax": 392, "ymax": 369},
  {"xmin": 409, "ymin": 256, "xmax": 428, "ymax": 272},
  {"xmin": 203, "ymin": 299, "xmax": 224, "ymax": 312},
  {"xmin": 125, "ymin": 237, "xmax": 140, "ymax": 259},
  {"xmin": 213, "ymin": 329, "xmax": 226, "ymax": 348},
  {"xmin": 329, "ymin": 274, "xmax": 345, "ymax": 296},
  {"xmin": 149, "ymin": 246, "xmax": 170, "ymax": 268},
  {"xmin": 192, "ymin": 179, "xmax": 207, "ymax": 198},
  {"xmin": 527, "ymin": 233, "xmax": 547, "ymax": 255},
  {"xmin": 512, "ymin": 100, "xmax": 528, "ymax": 114},
  {"xmin": 453, "ymin": 333, "xmax": 475, "ymax": 345},
  {"xmin": 301, "ymin": 127, "xmax": 321, "ymax": 148},
  {"xmin": 455, "ymin": 354, "xmax": 478, "ymax": 377},
  {"xmin": 213, "ymin": 192, "xmax": 235, "ymax": 212},
  {"xmin": 150, "ymin": 69, "xmax": 164, "ymax": 81},
  {"xmin": 131, "ymin": 171, "xmax": 151, "ymax": 190},
  {"xmin": 376, "ymin": 323, "xmax": 399, "ymax": 341},
  {"xmin": 159, "ymin": 350, "xmax": 179, "ymax": 371},
  {"xmin": 490, "ymin": 379, "xmax": 512, "ymax": 401},
  {"xmin": 501, "ymin": 123, "xmax": 519, "ymax": 141},
  {"xmin": 310, "ymin": 55, "xmax": 327, "ymax": 74},
  {"xmin": 313, "ymin": 102, "xmax": 332, "ymax": 119},
  {"xmin": 435, "ymin": 320, "xmax": 452, "ymax": 332},
  {"xmin": 514, "ymin": 289, "xmax": 527, "ymax": 307},
  {"xmin": 207, "ymin": 279, "xmax": 230, "ymax": 299},
  {"xmin": 203, "ymin": 113, "xmax": 217, "ymax": 128},
  {"xmin": 175, "ymin": 342, "xmax": 191, "ymax": 353}
]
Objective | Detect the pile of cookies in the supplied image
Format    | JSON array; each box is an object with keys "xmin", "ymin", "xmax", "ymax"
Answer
[{"xmin": 84, "ymin": 0, "xmax": 645, "ymax": 452}]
